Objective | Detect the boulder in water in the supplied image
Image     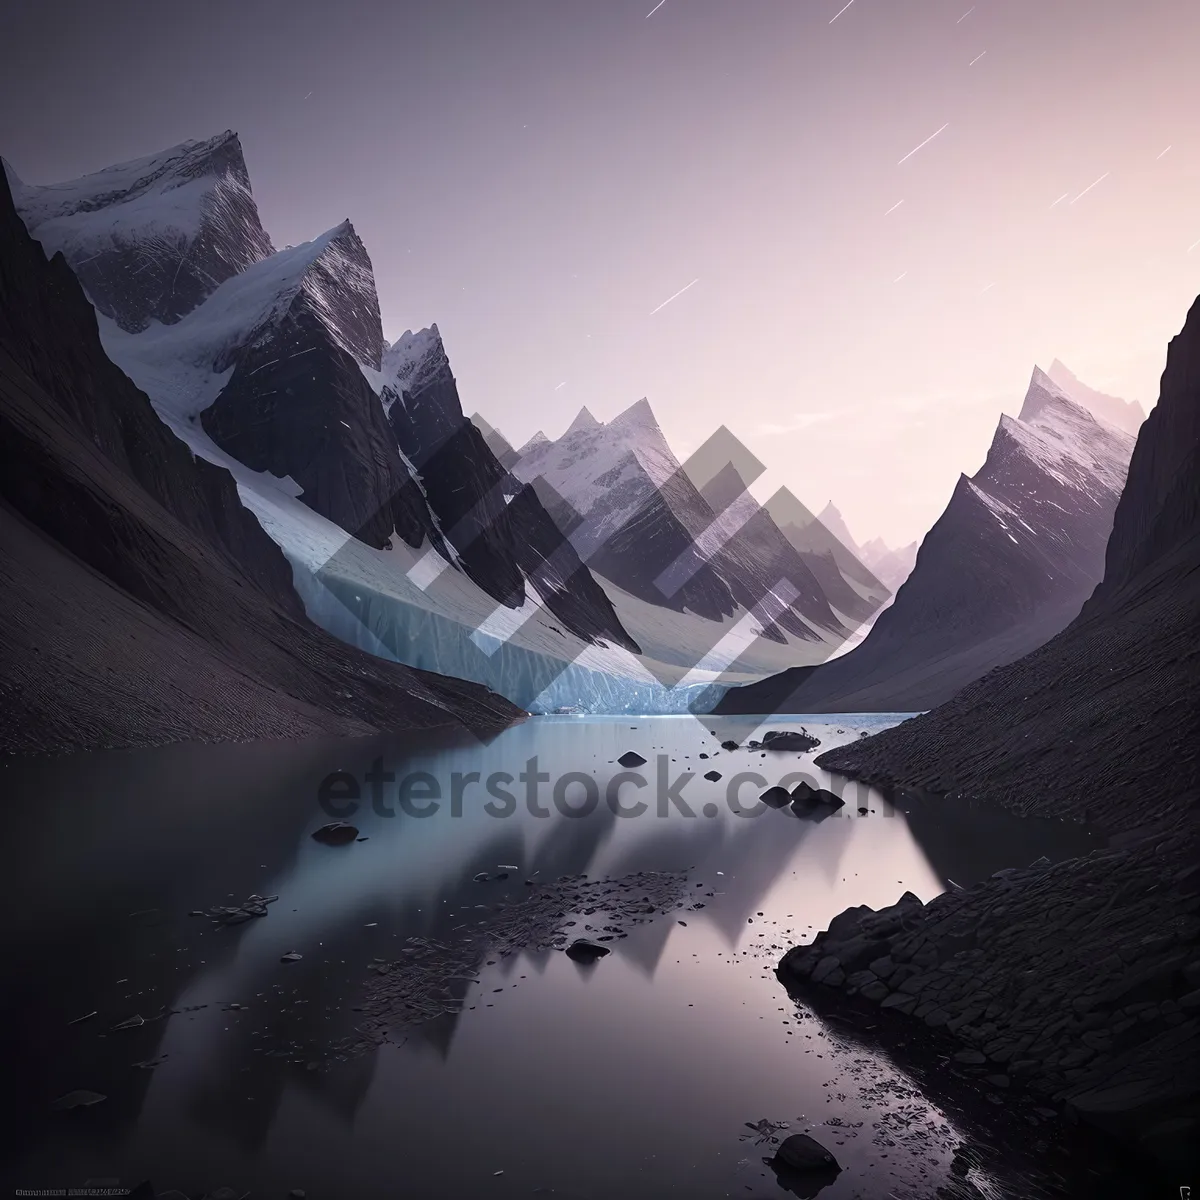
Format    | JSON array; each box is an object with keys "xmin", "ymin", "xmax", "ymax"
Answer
[
  {"xmin": 762, "ymin": 730, "xmax": 821, "ymax": 752},
  {"xmin": 312, "ymin": 821, "xmax": 359, "ymax": 845},
  {"xmin": 565, "ymin": 939, "xmax": 610, "ymax": 963},
  {"xmin": 760, "ymin": 786, "xmax": 793, "ymax": 809},
  {"xmin": 775, "ymin": 1132, "xmax": 840, "ymax": 1171}
]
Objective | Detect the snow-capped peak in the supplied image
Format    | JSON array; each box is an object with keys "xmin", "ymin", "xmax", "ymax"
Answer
[
  {"xmin": 517, "ymin": 430, "xmax": 551, "ymax": 456},
  {"xmin": 8, "ymin": 130, "xmax": 274, "ymax": 331},
  {"xmin": 992, "ymin": 383, "xmax": 1134, "ymax": 497},
  {"xmin": 381, "ymin": 324, "xmax": 447, "ymax": 399},
  {"xmin": 1047, "ymin": 359, "xmax": 1148, "ymax": 435},
  {"xmin": 610, "ymin": 397, "xmax": 660, "ymax": 435},
  {"xmin": 9, "ymin": 131, "xmax": 254, "ymax": 226},
  {"xmin": 97, "ymin": 219, "xmax": 384, "ymax": 419},
  {"xmin": 1018, "ymin": 365, "xmax": 1074, "ymax": 424},
  {"xmin": 564, "ymin": 406, "xmax": 602, "ymax": 437}
]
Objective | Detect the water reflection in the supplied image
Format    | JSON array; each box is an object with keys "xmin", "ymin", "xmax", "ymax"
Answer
[{"xmin": 0, "ymin": 716, "xmax": 1099, "ymax": 1198}]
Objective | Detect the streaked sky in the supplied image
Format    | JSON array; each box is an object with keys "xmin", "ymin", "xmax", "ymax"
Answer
[{"xmin": 3, "ymin": 0, "xmax": 1199, "ymax": 545}]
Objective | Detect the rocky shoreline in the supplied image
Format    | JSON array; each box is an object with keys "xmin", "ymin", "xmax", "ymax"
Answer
[
  {"xmin": 777, "ymin": 804, "xmax": 1200, "ymax": 1179},
  {"xmin": 773, "ymin": 293, "xmax": 1200, "ymax": 1181}
]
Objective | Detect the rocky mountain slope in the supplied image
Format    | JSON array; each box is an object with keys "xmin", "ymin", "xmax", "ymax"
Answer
[
  {"xmin": 715, "ymin": 368, "xmax": 1135, "ymax": 713},
  {"xmin": 782, "ymin": 301, "xmax": 1200, "ymax": 1177},
  {"xmin": 0, "ymin": 169, "xmax": 521, "ymax": 755}
]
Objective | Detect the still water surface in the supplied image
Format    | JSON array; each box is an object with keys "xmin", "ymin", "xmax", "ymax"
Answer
[{"xmin": 0, "ymin": 715, "xmax": 1102, "ymax": 1198}]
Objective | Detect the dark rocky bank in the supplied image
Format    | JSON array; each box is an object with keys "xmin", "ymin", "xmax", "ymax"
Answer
[
  {"xmin": 0, "ymin": 170, "xmax": 523, "ymax": 755},
  {"xmin": 778, "ymin": 295, "xmax": 1200, "ymax": 1178}
]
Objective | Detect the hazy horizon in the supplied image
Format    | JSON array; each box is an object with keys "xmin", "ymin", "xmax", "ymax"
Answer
[{"xmin": 3, "ymin": 0, "xmax": 1198, "ymax": 547}]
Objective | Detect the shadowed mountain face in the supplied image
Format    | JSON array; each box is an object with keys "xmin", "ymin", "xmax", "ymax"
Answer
[
  {"xmin": 380, "ymin": 327, "xmax": 639, "ymax": 651},
  {"xmin": 198, "ymin": 223, "xmax": 438, "ymax": 552},
  {"xmin": 715, "ymin": 368, "xmax": 1135, "ymax": 714},
  {"xmin": 0, "ymin": 169, "xmax": 521, "ymax": 755},
  {"xmin": 5, "ymin": 131, "xmax": 273, "ymax": 332}
]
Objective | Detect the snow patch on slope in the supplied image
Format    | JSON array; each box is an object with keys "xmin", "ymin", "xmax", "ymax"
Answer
[{"xmin": 99, "ymin": 223, "xmax": 376, "ymax": 420}]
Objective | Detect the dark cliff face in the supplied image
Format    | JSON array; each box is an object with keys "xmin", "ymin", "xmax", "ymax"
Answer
[
  {"xmin": 8, "ymin": 131, "xmax": 274, "ymax": 332},
  {"xmin": 383, "ymin": 333, "xmax": 639, "ymax": 651},
  {"xmin": 0, "ymin": 170, "xmax": 521, "ymax": 754},
  {"xmin": 0, "ymin": 167, "xmax": 298, "ymax": 610},
  {"xmin": 200, "ymin": 225, "xmax": 437, "ymax": 551},
  {"xmin": 716, "ymin": 377, "xmax": 1134, "ymax": 714},
  {"xmin": 1091, "ymin": 294, "xmax": 1200, "ymax": 601}
]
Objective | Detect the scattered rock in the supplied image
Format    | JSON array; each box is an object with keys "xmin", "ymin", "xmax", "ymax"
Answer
[
  {"xmin": 760, "ymin": 786, "xmax": 793, "ymax": 809},
  {"xmin": 312, "ymin": 821, "xmax": 359, "ymax": 845},
  {"xmin": 565, "ymin": 939, "xmax": 610, "ymax": 964},
  {"xmin": 203, "ymin": 893, "xmax": 278, "ymax": 926},
  {"xmin": 775, "ymin": 1132, "xmax": 840, "ymax": 1171},
  {"xmin": 703, "ymin": 770, "xmax": 722, "ymax": 782},
  {"xmin": 762, "ymin": 730, "xmax": 821, "ymax": 752},
  {"xmin": 280, "ymin": 951, "xmax": 303, "ymax": 963},
  {"xmin": 790, "ymin": 782, "xmax": 845, "ymax": 811},
  {"xmin": 617, "ymin": 751, "xmax": 647, "ymax": 768},
  {"xmin": 720, "ymin": 740, "xmax": 740, "ymax": 751}
]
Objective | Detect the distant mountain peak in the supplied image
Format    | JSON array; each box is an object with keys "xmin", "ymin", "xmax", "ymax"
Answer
[
  {"xmin": 517, "ymin": 430, "xmax": 550, "ymax": 456},
  {"xmin": 610, "ymin": 396, "xmax": 659, "ymax": 432},
  {"xmin": 1018, "ymin": 365, "xmax": 1076, "ymax": 424},
  {"xmin": 564, "ymin": 405, "xmax": 602, "ymax": 437},
  {"xmin": 382, "ymin": 324, "xmax": 448, "ymax": 398},
  {"xmin": 816, "ymin": 500, "xmax": 859, "ymax": 555},
  {"xmin": 1047, "ymin": 359, "xmax": 1148, "ymax": 436}
]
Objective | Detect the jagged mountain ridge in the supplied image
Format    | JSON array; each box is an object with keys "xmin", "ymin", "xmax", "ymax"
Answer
[
  {"xmin": 376, "ymin": 327, "xmax": 638, "ymax": 650},
  {"xmin": 507, "ymin": 400, "xmax": 879, "ymax": 647},
  {"xmin": 11, "ymin": 135, "xmax": 636, "ymax": 653},
  {"xmin": 1049, "ymin": 358, "xmax": 1146, "ymax": 436},
  {"xmin": 0, "ymin": 168, "xmax": 520, "ymax": 754},
  {"xmin": 715, "ymin": 367, "xmax": 1135, "ymax": 713}
]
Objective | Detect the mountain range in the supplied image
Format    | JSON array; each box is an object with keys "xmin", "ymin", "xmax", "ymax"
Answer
[
  {"xmin": 5, "ymin": 128, "xmax": 1143, "ymax": 727},
  {"xmin": 3, "ymin": 130, "xmax": 896, "ymax": 714},
  {"xmin": 6, "ymin": 133, "xmax": 637, "ymax": 659},
  {"xmin": 0, "ymin": 166, "xmax": 520, "ymax": 753},
  {"xmin": 716, "ymin": 367, "xmax": 1136, "ymax": 713}
]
